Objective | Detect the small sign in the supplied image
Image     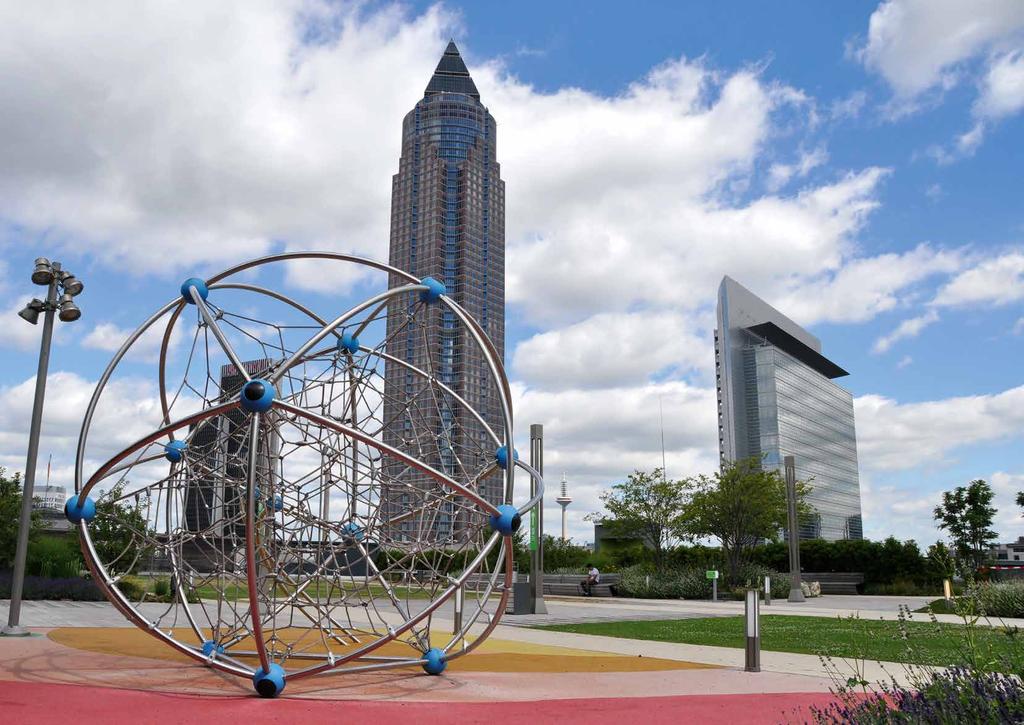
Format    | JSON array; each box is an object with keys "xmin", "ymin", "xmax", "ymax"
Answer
[
  {"xmin": 529, "ymin": 508, "xmax": 538, "ymax": 551},
  {"xmin": 706, "ymin": 570, "xmax": 719, "ymax": 580}
]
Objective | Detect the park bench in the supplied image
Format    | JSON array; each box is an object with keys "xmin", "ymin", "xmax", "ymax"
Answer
[
  {"xmin": 540, "ymin": 573, "xmax": 620, "ymax": 598},
  {"xmin": 802, "ymin": 572, "xmax": 864, "ymax": 595}
]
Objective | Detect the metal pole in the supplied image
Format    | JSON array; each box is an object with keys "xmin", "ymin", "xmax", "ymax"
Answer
[
  {"xmin": 452, "ymin": 583, "xmax": 463, "ymax": 634},
  {"xmin": 3, "ymin": 273, "xmax": 58, "ymax": 636},
  {"xmin": 529, "ymin": 424, "xmax": 547, "ymax": 615},
  {"xmin": 785, "ymin": 455, "xmax": 805, "ymax": 603},
  {"xmin": 744, "ymin": 588, "xmax": 760, "ymax": 672},
  {"xmin": 764, "ymin": 575, "xmax": 771, "ymax": 606}
]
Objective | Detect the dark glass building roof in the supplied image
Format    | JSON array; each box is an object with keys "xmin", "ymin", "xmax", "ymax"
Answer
[
  {"xmin": 745, "ymin": 322, "xmax": 850, "ymax": 379},
  {"xmin": 424, "ymin": 40, "xmax": 480, "ymax": 100}
]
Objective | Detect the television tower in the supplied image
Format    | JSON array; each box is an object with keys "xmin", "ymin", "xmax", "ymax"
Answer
[{"xmin": 555, "ymin": 473, "xmax": 572, "ymax": 541}]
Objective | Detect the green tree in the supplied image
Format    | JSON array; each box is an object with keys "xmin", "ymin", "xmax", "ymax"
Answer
[
  {"xmin": 933, "ymin": 479, "xmax": 998, "ymax": 572},
  {"xmin": 587, "ymin": 468, "xmax": 688, "ymax": 572},
  {"xmin": 926, "ymin": 540, "xmax": 957, "ymax": 583},
  {"xmin": 0, "ymin": 468, "xmax": 42, "ymax": 570},
  {"xmin": 1017, "ymin": 491, "xmax": 1023, "ymax": 516},
  {"xmin": 682, "ymin": 457, "xmax": 809, "ymax": 586},
  {"xmin": 90, "ymin": 482, "xmax": 154, "ymax": 575}
]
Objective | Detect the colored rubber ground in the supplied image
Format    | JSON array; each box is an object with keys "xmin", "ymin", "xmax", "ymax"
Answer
[{"xmin": 0, "ymin": 680, "xmax": 846, "ymax": 725}]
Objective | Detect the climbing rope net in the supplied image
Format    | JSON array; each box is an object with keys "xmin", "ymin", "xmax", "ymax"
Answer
[{"xmin": 68, "ymin": 253, "xmax": 540, "ymax": 696}]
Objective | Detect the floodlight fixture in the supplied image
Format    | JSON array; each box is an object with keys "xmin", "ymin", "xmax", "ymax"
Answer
[
  {"xmin": 57, "ymin": 293, "xmax": 81, "ymax": 322},
  {"xmin": 60, "ymin": 272, "xmax": 84, "ymax": 296},
  {"xmin": 18, "ymin": 299, "xmax": 45, "ymax": 325},
  {"xmin": 31, "ymin": 258, "xmax": 54, "ymax": 286}
]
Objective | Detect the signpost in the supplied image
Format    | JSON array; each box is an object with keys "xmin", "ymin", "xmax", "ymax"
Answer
[{"xmin": 707, "ymin": 569, "xmax": 719, "ymax": 602}]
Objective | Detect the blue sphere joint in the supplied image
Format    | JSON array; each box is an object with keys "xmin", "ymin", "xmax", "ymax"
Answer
[
  {"xmin": 180, "ymin": 277, "xmax": 209, "ymax": 304},
  {"xmin": 64, "ymin": 495, "xmax": 96, "ymax": 524},
  {"xmin": 495, "ymin": 446, "xmax": 519, "ymax": 470},
  {"xmin": 419, "ymin": 276, "xmax": 446, "ymax": 303},
  {"xmin": 201, "ymin": 640, "xmax": 225, "ymax": 657},
  {"xmin": 239, "ymin": 378, "xmax": 275, "ymax": 413},
  {"xmin": 421, "ymin": 647, "xmax": 447, "ymax": 675},
  {"xmin": 164, "ymin": 439, "xmax": 187, "ymax": 463},
  {"xmin": 489, "ymin": 504, "xmax": 522, "ymax": 537},
  {"xmin": 252, "ymin": 663, "xmax": 286, "ymax": 698},
  {"xmin": 342, "ymin": 522, "xmax": 364, "ymax": 542},
  {"xmin": 337, "ymin": 331, "xmax": 360, "ymax": 355}
]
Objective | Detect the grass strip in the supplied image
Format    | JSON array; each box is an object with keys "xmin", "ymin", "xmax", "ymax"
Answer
[{"xmin": 533, "ymin": 615, "xmax": 1020, "ymax": 667}]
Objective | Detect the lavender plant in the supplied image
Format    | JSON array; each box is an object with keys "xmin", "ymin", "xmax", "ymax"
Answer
[{"xmin": 803, "ymin": 595, "xmax": 1023, "ymax": 724}]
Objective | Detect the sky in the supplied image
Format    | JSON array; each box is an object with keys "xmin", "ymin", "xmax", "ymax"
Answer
[{"xmin": 0, "ymin": 0, "xmax": 1022, "ymax": 547}]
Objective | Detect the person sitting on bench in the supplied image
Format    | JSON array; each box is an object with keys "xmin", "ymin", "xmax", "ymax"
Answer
[{"xmin": 581, "ymin": 563, "xmax": 600, "ymax": 596}]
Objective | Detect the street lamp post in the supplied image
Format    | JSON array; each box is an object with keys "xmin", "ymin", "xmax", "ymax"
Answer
[{"xmin": 2, "ymin": 258, "xmax": 83, "ymax": 637}]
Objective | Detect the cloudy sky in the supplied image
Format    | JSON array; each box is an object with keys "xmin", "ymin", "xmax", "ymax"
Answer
[{"xmin": 0, "ymin": 1, "xmax": 1022, "ymax": 546}]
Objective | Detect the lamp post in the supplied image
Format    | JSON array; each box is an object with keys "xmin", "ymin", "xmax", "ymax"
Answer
[
  {"xmin": 2, "ymin": 258, "xmax": 83, "ymax": 637},
  {"xmin": 785, "ymin": 455, "xmax": 805, "ymax": 603}
]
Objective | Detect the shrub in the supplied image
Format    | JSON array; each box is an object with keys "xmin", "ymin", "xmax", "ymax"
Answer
[
  {"xmin": 0, "ymin": 570, "xmax": 104, "ymax": 601},
  {"xmin": 26, "ymin": 537, "xmax": 82, "ymax": 579},
  {"xmin": 863, "ymin": 578, "xmax": 943, "ymax": 597},
  {"xmin": 154, "ymin": 577, "xmax": 171, "ymax": 598},
  {"xmin": 676, "ymin": 569, "xmax": 712, "ymax": 599},
  {"xmin": 973, "ymin": 581, "xmax": 1024, "ymax": 618},
  {"xmin": 736, "ymin": 563, "xmax": 790, "ymax": 599},
  {"xmin": 117, "ymin": 576, "xmax": 146, "ymax": 600}
]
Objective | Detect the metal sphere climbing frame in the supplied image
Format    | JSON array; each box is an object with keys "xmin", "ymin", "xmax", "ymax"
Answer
[{"xmin": 68, "ymin": 252, "xmax": 541, "ymax": 697}]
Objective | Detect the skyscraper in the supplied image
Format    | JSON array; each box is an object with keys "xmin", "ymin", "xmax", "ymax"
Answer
[
  {"xmin": 715, "ymin": 276, "xmax": 863, "ymax": 541},
  {"xmin": 382, "ymin": 41, "xmax": 505, "ymax": 542}
]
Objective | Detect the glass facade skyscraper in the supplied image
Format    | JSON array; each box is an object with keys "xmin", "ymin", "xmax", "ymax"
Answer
[
  {"xmin": 715, "ymin": 276, "xmax": 863, "ymax": 541},
  {"xmin": 382, "ymin": 42, "xmax": 505, "ymax": 542}
]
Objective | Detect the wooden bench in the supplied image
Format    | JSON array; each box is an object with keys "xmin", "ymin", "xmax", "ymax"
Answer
[
  {"xmin": 802, "ymin": 572, "xmax": 864, "ymax": 595},
  {"xmin": 540, "ymin": 573, "xmax": 620, "ymax": 598}
]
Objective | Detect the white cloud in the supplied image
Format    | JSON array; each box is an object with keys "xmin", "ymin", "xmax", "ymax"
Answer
[
  {"xmin": 932, "ymin": 251, "xmax": 1024, "ymax": 306},
  {"xmin": 513, "ymin": 380, "xmax": 720, "ymax": 540},
  {"xmin": 0, "ymin": 1, "xmax": 458, "ymax": 276},
  {"xmin": 0, "ymin": 371, "xmax": 166, "ymax": 480},
  {"xmin": 872, "ymin": 309, "xmax": 939, "ymax": 353},
  {"xmin": 855, "ymin": 384, "xmax": 1024, "ymax": 471},
  {"xmin": 896, "ymin": 355, "xmax": 913, "ymax": 369},
  {"xmin": 856, "ymin": 0, "xmax": 1024, "ymax": 101},
  {"xmin": 770, "ymin": 243, "xmax": 962, "ymax": 325},
  {"xmin": 511, "ymin": 311, "xmax": 711, "ymax": 389},
  {"xmin": 766, "ymin": 146, "xmax": 828, "ymax": 192},
  {"xmin": 82, "ymin": 321, "xmax": 183, "ymax": 362},
  {"xmin": 829, "ymin": 90, "xmax": 868, "ymax": 121},
  {"xmin": 990, "ymin": 471, "xmax": 1024, "ymax": 538},
  {"xmin": 975, "ymin": 50, "xmax": 1024, "ymax": 119}
]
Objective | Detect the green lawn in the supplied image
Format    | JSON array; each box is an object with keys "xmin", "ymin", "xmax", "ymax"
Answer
[{"xmin": 534, "ymin": 615, "xmax": 1021, "ymax": 667}]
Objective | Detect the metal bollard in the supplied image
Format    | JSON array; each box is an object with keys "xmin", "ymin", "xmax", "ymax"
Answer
[
  {"xmin": 452, "ymin": 583, "xmax": 463, "ymax": 634},
  {"xmin": 764, "ymin": 575, "xmax": 771, "ymax": 606},
  {"xmin": 745, "ymin": 588, "xmax": 760, "ymax": 672}
]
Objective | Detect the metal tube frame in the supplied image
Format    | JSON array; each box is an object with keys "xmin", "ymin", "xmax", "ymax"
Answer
[{"xmin": 69, "ymin": 251, "xmax": 543, "ymax": 682}]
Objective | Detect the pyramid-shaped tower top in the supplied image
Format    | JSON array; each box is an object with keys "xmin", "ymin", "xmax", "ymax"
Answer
[{"xmin": 424, "ymin": 40, "xmax": 480, "ymax": 100}]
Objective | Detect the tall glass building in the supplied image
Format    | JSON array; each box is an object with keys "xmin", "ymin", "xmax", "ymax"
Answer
[
  {"xmin": 715, "ymin": 276, "xmax": 863, "ymax": 540},
  {"xmin": 382, "ymin": 41, "xmax": 505, "ymax": 542}
]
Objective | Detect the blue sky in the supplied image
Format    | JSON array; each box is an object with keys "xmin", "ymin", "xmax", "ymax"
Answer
[{"xmin": 0, "ymin": 1, "xmax": 1022, "ymax": 546}]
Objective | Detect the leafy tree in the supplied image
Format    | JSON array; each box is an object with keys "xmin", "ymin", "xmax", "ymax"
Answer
[
  {"xmin": 90, "ymin": 482, "xmax": 154, "ymax": 575},
  {"xmin": 587, "ymin": 468, "xmax": 688, "ymax": 571},
  {"xmin": 1017, "ymin": 491, "xmax": 1024, "ymax": 516},
  {"xmin": 933, "ymin": 479, "xmax": 998, "ymax": 572},
  {"xmin": 0, "ymin": 468, "xmax": 42, "ymax": 570},
  {"xmin": 681, "ymin": 457, "xmax": 809, "ymax": 585},
  {"xmin": 926, "ymin": 541, "xmax": 957, "ymax": 582}
]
